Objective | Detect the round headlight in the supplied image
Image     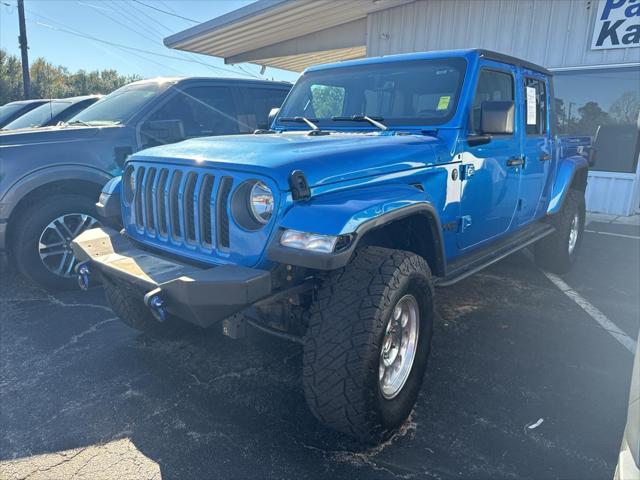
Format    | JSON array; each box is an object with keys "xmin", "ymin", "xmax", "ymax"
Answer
[{"xmin": 249, "ymin": 181, "xmax": 274, "ymax": 224}]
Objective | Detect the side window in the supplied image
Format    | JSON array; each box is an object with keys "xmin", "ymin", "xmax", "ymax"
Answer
[
  {"xmin": 310, "ymin": 84, "xmax": 345, "ymax": 118},
  {"xmin": 236, "ymin": 87, "xmax": 289, "ymax": 132},
  {"xmin": 146, "ymin": 86, "xmax": 239, "ymax": 144},
  {"xmin": 524, "ymin": 77, "xmax": 547, "ymax": 135},
  {"xmin": 471, "ymin": 69, "xmax": 514, "ymax": 134}
]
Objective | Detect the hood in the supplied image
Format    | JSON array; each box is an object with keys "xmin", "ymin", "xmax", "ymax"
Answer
[
  {"xmin": 0, "ymin": 125, "xmax": 103, "ymax": 146},
  {"xmin": 131, "ymin": 132, "xmax": 446, "ymax": 190}
]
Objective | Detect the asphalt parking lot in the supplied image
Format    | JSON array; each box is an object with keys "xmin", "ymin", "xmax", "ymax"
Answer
[{"xmin": 1, "ymin": 217, "xmax": 638, "ymax": 480}]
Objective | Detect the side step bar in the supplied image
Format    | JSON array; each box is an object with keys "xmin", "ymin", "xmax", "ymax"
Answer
[{"xmin": 434, "ymin": 223, "xmax": 554, "ymax": 287}]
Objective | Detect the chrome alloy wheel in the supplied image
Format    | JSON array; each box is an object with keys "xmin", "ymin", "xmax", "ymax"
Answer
[
  {"xmin": 379, "ymin": 294, "xmax": 420, "ymax": 400},
  {"xmin": 568, "ymin": 211, "xmax": 580, "ymax": 255},
  {"xmin": 38, "ymin": 213, "xmax": 99, "ymax": 277}
]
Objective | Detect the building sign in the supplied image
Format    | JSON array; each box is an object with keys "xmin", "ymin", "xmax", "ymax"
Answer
[{"xmin": 591, "ymin": 0, "xmax": 640, "ymax": 50}]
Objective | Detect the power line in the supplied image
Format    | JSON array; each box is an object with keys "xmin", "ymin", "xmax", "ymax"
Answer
[
  {"xmin": 131, "ymin": 0, "xmax": 198, "ymax": 24},
  {"xmin": 120, "ymin": 1, "xmax": 262, "ymax": 79},
  {"xmin": 30, "ymin": 19, "xmax": 256, "ymax": 78},
  {"xmin": 6, "ymin": 1, "xmax": 264, "ymax": 80},
  {"xmin": 103, "ymin": 1, "xmax": 167, "ymax": 43},
  {"xmin": 80, "ymin": 1, "xmax": 165, "ymax": 46}
]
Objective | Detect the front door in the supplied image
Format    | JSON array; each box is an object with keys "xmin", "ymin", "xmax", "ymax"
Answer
[
  {"xmin": 517, "ymin": 71, "xmax": 553, "ymax": 225},
  {"xmin": 458, "ymin": 65, "xmax": 521, "ymax": 250}
]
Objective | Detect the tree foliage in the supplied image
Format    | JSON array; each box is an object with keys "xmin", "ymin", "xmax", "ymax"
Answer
[{"xmin": 0, "ymin": 49, "xmax": 141, "ymax": 105}]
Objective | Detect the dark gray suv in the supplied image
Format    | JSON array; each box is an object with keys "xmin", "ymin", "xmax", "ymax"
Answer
[{"xmin": 0, "ymin": 77, "xmax": 291, "ymax": 289}]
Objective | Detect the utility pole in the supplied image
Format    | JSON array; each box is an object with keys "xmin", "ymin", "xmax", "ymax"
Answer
[{"xmin": 17, "ymin": 0, "xmax": 30, "ymax": 99}]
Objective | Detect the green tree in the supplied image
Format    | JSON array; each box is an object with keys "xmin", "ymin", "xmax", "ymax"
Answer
[
  {"xmin": 311, "ymin": 85, "xmax": 345, "ymax": 118},
  {"xmin": 0, "ymin": 49, "xmax": 141, "ymax": 105},
  {"xmin": 575, "ymin": 101, "xmax": 611, "ymax": 136},
  {"xmin": 609, "ymin": 91, "xmax": 640, "ymax": 125}
]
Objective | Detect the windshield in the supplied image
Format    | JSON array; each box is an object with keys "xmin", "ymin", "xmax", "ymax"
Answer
[
  {"xmin": 277, "ymin": 58, "xmax": 466, "ymax": 129},
  {"xmin": 68, "ymin": 82, "xmax": 170, "ymax": 126},
  {"xmin": 0, "ymin": 103, "xmax": 28, "ymax": 125},
  {"xmin": 3, "ymin": 101, "xmax": 70, "ymax": 130}
]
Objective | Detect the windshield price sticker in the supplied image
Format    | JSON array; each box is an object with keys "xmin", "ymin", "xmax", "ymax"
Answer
[
  {"xmin": 526, "ymin": 86, "xmax": 537, "ymax": 125},
  {"xmin": 437, "ymin": 96, "xmax": 451, "ymax": 111}
]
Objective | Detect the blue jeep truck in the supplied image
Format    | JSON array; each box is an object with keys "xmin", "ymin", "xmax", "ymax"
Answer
[{"xmin": 72, "ymin": 49, "xmax": 591, "ymax": 442}]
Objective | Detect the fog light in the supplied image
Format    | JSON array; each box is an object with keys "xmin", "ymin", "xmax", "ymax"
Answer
[
  {"xmin": 280, "ymin": 229, "xmax": 338, "ymax": 253},
  {"xmin": 76, "ymin": 263, "xmax": 91, "ymax": 291}
]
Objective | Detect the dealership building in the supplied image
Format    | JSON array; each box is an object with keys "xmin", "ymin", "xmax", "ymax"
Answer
[{"xmin": 166, "ymin": 0, "xmax": 640, "ymax": 215}]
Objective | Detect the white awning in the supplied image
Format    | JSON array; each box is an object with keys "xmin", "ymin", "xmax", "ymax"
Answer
[{"xmin": 164, "ymin": 0, "xmax": 411, "ymax": 72}]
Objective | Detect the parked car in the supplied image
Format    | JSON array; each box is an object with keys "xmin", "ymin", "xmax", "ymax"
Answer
[
  {"xmin": 0, "ymin": 77, "xmax": 291, "ymax": 289},
  {"xmin": 1, "ymin": 95, "xmax": 101, "ymax": 131},
  {"xmin": 72, "ymin": 49, "xmax": 591, "ymax": 443},
  {"xmin": 0, "ymin": 99, "xmax": 48, "ymax": 128},
  {"xmin": 615, "ymin": 335, "xmax": 639, "ymax": 480}
]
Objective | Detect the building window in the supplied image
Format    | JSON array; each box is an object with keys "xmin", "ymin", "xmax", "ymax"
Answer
[{"xmin": 554, "ymin": 66, "xmax": 640, "ymax": 173}]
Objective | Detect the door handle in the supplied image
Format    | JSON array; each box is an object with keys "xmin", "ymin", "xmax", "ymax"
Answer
[
  {"xmin": 539, "ymin": 153, "xmax": 552, "ymax": 161},
  {"xmin": 507, "ymin": 156, "xmax": 525, "ymax": 167}
]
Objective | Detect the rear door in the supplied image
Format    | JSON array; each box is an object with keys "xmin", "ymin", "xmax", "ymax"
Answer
[{"xmin": 517, "ymin": 71, "xmax": 553, "ymax": 225}]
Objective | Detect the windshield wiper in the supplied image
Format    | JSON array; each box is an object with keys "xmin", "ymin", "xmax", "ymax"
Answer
[
  {"xmin": 279, "ymin": 116, "xmax": 322, "ymax": 133},
  {"xmin": 65, "ymin": 119, "xmax": 93, "ymax": 127},
  {"xmin": 332, "ymin": 115, "xmax": 388, "ymax": 131}
]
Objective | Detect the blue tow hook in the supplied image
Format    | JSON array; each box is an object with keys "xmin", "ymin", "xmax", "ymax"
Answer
[
  {"xmin": 144, "ymin": 288, "xmax": 167, "ymax": 322},
  {"xmin": 76, "ymin": 263, "xmax": 91, "ymax": 291}
]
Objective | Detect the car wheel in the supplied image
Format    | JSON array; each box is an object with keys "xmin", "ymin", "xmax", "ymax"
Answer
[
  {"xmin": 534, "ymin": 189, "xmax": 586, "ymax": 274},
  {"xmin": 303, "ymin": 246, "xmax": 434, "ymax": 443},
  {"xmin": 12, "ymin": 194, "xmax": 100, "ymax": 290}
]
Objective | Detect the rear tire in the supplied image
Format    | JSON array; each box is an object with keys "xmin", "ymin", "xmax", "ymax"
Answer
[
  {"xmin": 303, "ymin": 247, "xmax": 434, "ymax": 443},
  {"xmin": 534, "ymin": 189, "xmax": 585, "ymax": 274},
  {"xmin": 103, "ymin": 281, "xmax": 188, "ymax": 337},
  {"xmin": 12, "ymin": 194, "xmax": 100, "ymax": 291}
]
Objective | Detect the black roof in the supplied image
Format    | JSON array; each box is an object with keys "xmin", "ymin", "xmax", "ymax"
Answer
[{"xmin": 477, "ymin": 49, "xmax": 553, "ymax": 76}]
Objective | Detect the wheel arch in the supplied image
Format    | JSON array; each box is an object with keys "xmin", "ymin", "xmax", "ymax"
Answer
[
  {"xmin": 547, "ymin": 156, "xmax": 589, "ymax": 215},
  {"xmin": 268, "ymin": 201, "xmax": 447, "ymax": 276},
  {"xmin": 351, "ymin": 206, "xmax": 446, "ymax": 277},
  {"xmin": 6, "ymin": 171, "xmax": 110, "ymax": 252}
]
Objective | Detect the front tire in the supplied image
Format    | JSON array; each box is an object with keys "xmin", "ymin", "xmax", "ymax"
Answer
[
  {"xmin": 534, "ymin": 189, "xmax": 585, "ymax": 274},
  {"xmin": 303, "ymin": 247, "xmax": 434, "ymax": 443},
  {"xmin": 12, "ymin": 194, "xmax": 100, "ymax": 290}
]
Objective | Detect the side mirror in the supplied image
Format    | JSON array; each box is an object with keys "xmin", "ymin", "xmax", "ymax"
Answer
[
  {"xmin": 267, "ymin": 107, "xmax": 280, "ymax": 128},
  {"xmin": 140, "ymin": 119, "xmax": 185, "ymax": 147},
  {"xmin": 480, "ymin": 101, "xmax": 514, "ymax": 135}
]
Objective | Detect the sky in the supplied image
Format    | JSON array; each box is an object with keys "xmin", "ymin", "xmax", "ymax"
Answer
[{"xmin": 0, "ymin": 0, "xmax": 300, "ymax": 83}]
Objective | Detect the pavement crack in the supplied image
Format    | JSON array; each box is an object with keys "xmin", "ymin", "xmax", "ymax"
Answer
[
  {"xmin": 46, "ymin": 293, "xmax": 114, "ymax": 313},
  {"xmin": 53, "ymin": 317, "xmax": 117, "ymax": 355},
  {"xmin": 18, "ymin": 447, "xmax": 89, "ymax": 480},
  {"xmin": 189, "ymin": 366, "xmax": 261, "ymax": 385},
  {"xmin": 300, "ymin": 411, "xmax": 424, "ymax": 479}
]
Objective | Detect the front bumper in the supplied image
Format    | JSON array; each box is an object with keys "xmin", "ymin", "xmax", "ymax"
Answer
[{"xmin": 71, "ymin": 227, "xmax": 272, "ymax": 327}]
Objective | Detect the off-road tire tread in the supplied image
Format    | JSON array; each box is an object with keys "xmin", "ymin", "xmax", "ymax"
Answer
[
  {"xmin": 302, "ymin": 246, "xmax": 433, "ymax": 442},
  {"xmin": 103, "ymin": 281, "xmax": 184, "ymax": 336}
]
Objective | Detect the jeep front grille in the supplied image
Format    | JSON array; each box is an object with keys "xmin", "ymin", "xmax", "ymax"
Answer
[{"xmin": 131, "ymin": 166, "xmax": 233, "ymax": 251}]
